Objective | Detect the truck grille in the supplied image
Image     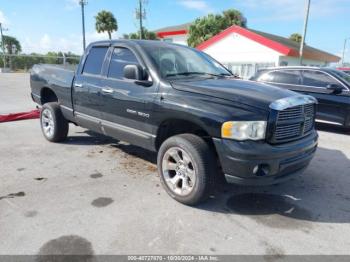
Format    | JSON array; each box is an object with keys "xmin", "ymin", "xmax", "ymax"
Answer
[{"xmin": 270, "ymin": 103, "xmax": 315, "ymax": 143}]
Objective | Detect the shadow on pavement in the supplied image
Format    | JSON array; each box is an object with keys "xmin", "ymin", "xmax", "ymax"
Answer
[
  {"xmin": 64, "ymin": 131, "xmax": 350, "ymax": 225},
  {"xmin": 63, "ymin": 130, "xmax": 116, "ymax": 146},
  {"xmin": 316, "ymin": 122, "xmax": 349, "ymax": 135},
  {"xmin": 65, "ymin": 130, "xmax": 158, "ymax": 164},
  {"xmin": 198, "ymin": 146, "xmax": 350, "ymax": 225},
  {"xmin": 109, "ymin": 142, "xmax": 157, "ymax": 165}
]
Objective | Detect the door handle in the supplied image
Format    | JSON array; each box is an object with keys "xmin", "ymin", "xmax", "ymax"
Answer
[
  {"xmin": 101, "ymin": 88, "xmax": 114, "ymax": 94},
  {"xmin": 74, "ymin": 83, "xmax": 83, "ymax": 88}
]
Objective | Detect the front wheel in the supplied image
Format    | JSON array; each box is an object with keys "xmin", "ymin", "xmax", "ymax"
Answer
[
  {"xmin": 40, "ymin": 102, "xmax": 69, "ymax": 142},
  {"xmin": 157, "ymin": 134, "xmax": 216, "ymax": 206}
]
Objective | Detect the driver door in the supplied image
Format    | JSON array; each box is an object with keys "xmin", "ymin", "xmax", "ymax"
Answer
[
  {"xmin": 301, "ymin": 69, "xmax": 347, "ymax": 124},
  {"xmin": 99, "ymin": 46, "xmax": 156, "ymax": 149}
]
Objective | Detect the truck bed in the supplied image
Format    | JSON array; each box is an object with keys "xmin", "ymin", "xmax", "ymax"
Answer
[{"xmin": 30, "ymin": 64, "xmax": 76, "ymax": 110}]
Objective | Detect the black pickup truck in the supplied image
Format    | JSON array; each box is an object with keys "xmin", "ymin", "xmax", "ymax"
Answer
[{"xmin": 30, "ymin": 40, "xmax": 318, "ymax": 205}]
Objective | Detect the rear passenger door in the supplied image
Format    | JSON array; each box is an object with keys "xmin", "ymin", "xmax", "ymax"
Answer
[
  {"xmin": 99, "ymin": 46, "xmax": 156, "ymax": 148},
  {"xmin": 301, "ymin": 70, "xmax": 347, "ymax": 124},
  {"xmin": 73, "ymin": 46, "xmax": 109, "ymax": 131}
]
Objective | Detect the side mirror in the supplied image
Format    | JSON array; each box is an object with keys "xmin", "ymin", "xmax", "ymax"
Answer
[
  {"xmin": 124, "ymin": 64, "xmax": 144, "ymax": 80},
  {"xmin": 123, "ymin": 64, "xmax": 152, "ymax": 87},
  {"xmin": 326, "ymin": 84, "xmax": 343, "ymax": 94}
]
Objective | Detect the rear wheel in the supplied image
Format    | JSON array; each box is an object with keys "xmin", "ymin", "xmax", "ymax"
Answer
[
  {"xmin": 40, "ymin": 102, "xmax": 69, "ymax": 142},
  {"xmin": 157, "ymin": 134, "xmax": 216, "ymax": 206}
]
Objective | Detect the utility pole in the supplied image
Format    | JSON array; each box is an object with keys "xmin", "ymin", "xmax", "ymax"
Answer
[
  {"xmin": 341, "ymin": 38, "xmax": 350, "ymax": 66},
  {"xmin": 136, "ymin": 0, "xmax": 147, "ymax": 39},
  {"xmin": 299, "ymin": 0, "xmax": 311, "ymax": 65},
  {"xmin": 79, "ymin": 0, "xmax": 87, "ymax": 51},
  {"xmin": 0, "ymin": 22, "xmax": 8, "ymax": 68}
]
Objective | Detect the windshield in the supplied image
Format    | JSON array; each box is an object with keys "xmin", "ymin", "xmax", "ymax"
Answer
[
  {"xmin": 142, "ymin": 44, "xmax": 232, "ymax": 79},
  {"xmin": 330, "ymin": 69, "xmax": 350, "ymax": 85}
]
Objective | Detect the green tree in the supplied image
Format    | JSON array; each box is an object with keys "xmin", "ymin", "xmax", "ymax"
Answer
[
  {"xmin": 1, "ymin": 35, "xmax": 22, "ymax": 54},
  {"xmin": 187, "ymin": 9, "xmax": 247, "ymax": 47},
  {"xmin": 45, "ymin": 51, "xmax": 61, "ymax": 64},
  {"xmin": 0, "ymin": 35, "xmax": 22, "ymax": 69},
  {"xmin": 126, "ymin": 27, "xmax": 158, "ymax": 40},
  {"xmin": 289, "ymin": 33, "xmax": 302, "ymax": 43},
  {"xmin": 95, "ymin": 10, "xmax": 118, "ymax": 40},
  {"xmin": 222, "ymin": 9, "xmax": 247, "ymax": 28},
  {"xmin": 64, "ymin": 51, "xmax": 81, "ymax": 65},
  {"xmin": 9, "ymin": 51, "xmax": 81, "ymax": 71}
]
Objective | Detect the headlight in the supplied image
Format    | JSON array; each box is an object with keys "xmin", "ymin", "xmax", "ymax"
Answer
[{"xmin": 221, "ymin": 121, "xmax": 267, "ymax": 141}]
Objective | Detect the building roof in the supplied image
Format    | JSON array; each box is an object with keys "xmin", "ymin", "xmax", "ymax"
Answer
[
  {"xmin": 154, "ymin": 22, "xmax": 191, "ymax": 38},
  {"xmin": 197, "ymin": 25, "xmax": 340, "ymax": 63},
  {"xmin": 154, "ymin": 22, "xmax": 191, "ymax": 33}
]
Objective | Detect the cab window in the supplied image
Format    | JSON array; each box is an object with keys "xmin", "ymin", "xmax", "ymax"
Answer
[
  {"xmin": 108, "ymin": 47, "xmax": 140, "ymax": 79},
  {"xmin": 82, "ymin": 47, "xmax": 108, "ymax": 75}
]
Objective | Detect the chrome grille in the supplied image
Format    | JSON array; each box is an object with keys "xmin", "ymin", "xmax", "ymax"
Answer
[
  {"xmin": 277, "ymin": 105, "xmax": 303, "ymax": 120},
  {"xmin": 275, "ymin": 123, "xmax": 302, "ymax": 140},
  {"xmin": 271, "ymin": 103, "xmax": 315, "ymax": 143}
]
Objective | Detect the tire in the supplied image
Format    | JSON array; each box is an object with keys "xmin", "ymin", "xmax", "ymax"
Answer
[
  {"xmin": 157, "ymin": 134, "xmax": 216, "ymax": 206},
  {"xmin": 40, "ymin": 102, "xmax": 69, "ymax": 142}
]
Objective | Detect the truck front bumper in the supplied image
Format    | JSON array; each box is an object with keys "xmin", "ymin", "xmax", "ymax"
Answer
[{"xmin": 213, "ymin": 130, "xmax": 318, "ymax": 186}]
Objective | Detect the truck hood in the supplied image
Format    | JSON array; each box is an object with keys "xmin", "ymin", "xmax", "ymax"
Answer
[{"xmin": 171, "ymin": 78, "xmax": 297, "ymax": 111}]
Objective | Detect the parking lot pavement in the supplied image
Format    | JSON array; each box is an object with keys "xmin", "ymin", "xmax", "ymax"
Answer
[
  {"xmin": 0, "ymin": 73, "xmax": 36, "ymax": 114},
  {"xmin": 0, "ymin": 74, "xmax": 350, "ymax": 256}
]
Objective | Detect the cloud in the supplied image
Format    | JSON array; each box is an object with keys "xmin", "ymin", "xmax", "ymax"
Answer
[
  {"xmin": 65, "ymin": 0, "xmax": 81, "ymax": 10},
  {"xmin": 39, "ymin": 34, "xmax": 52, "ymax": 50},
  {"xmin": 0, "ymin": 10, "xmax": 9, "ymax": 25},
  {"xmin": 22, "ymin": 31, "xmax": 118, "ymax": 55},
  {"xmin": 178, "ymin": 0, "xmax": 213, "ymax": 13}
]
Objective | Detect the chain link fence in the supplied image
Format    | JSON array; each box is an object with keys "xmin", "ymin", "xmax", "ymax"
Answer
[{"xmin": 0, "ymin": 53, "xmax": 81, "ymax": 72}]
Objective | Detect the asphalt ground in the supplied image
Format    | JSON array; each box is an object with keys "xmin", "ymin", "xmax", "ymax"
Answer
[{"xmin": 0, "ymin": 73, "xmax": 350, "ymax": 256}]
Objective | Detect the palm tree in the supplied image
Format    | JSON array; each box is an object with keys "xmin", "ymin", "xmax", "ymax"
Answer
[
  {"xmin": 95, "ymin": 10, "xmax": 118, "ymax": 40},
  {"xmin": 222, "ymin": 9, "xmax": 247, "ymax": 28},
  {"xmin": 127, "ymin": 27, "xmax": 158, "ymax": 40}
]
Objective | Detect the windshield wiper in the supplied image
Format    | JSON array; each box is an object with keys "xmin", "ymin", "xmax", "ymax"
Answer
[
  {"xmin": 166, "ymin": 72, "xmax": 231, "ymax": 78},
  {"xmin": 166, "ymin": 72, "xmax": 208, "ymax": 77}
]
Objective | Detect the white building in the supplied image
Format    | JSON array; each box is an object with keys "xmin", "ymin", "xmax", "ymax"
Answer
[
  {"xmin": 155, "ymin": 24, "xmax": 340, "ymax": 79},
  {"xmin": 155, "ymin": 23, "xmax": 191, "ymax": 46}
]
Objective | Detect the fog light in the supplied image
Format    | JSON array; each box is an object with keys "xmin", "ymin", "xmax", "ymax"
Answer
[
  {"xmin": 253, "ymin": 164, "xmax": 270, "ymax": 177},
  {"xmin": 261, "ymin": 164, "xmax": 270, "ymax": 175}
]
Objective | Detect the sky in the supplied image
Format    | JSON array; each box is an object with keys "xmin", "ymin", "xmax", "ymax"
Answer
[{"xmin": 0, "ymin": 0, "xmax": 349, "ymax": 60}]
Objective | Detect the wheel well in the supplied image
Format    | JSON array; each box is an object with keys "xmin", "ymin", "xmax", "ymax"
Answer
[
  {"xmin": 41, "ymin": 88, "xmax": 58, "ymax": 105},
  {"xmin": 156, "ymin": 119, "xmax": 225, "ymax": 183},
  {"xmin": 155, "ymin": 119, "xmax": 216, "ymax": 152}
]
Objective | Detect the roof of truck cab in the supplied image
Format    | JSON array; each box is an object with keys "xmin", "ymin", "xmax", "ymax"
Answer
[{"xmin": 89, "ymin": 39, "xmax": 188, "ymax": 48}]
